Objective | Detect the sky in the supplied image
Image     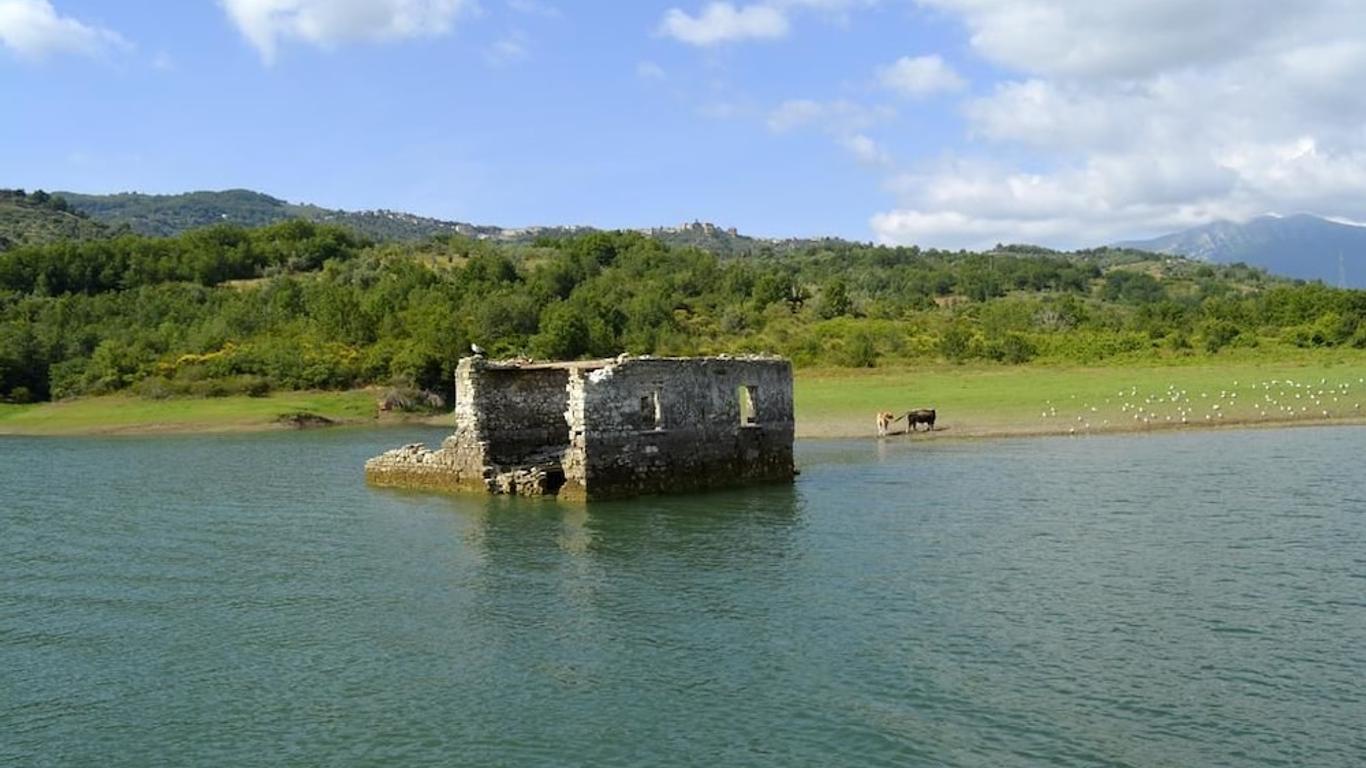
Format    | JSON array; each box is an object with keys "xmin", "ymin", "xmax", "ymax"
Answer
[{"xmin": 3, "ymin": 1, "xmax": 1366, "ymax": 249}]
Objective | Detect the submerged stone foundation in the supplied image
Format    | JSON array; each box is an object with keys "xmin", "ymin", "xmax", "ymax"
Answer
[{"xmin": 365, "ymin": 355, "xmax": 795, "ymax": 501}]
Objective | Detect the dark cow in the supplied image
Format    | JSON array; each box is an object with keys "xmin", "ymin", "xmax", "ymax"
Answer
[{"xmin": 905, "ymin": 408, "xmax": 936, "ymax": 432}]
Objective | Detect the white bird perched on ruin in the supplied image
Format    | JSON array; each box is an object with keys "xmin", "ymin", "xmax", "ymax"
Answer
[{"xmin": 470, "ymin": 343, "xmax": 486, "ymax": 357}]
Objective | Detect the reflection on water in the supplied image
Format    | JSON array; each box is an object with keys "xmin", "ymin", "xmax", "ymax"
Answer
[
  {"xmin": 401, "ymin": 476, "xmax": 802, "ymax": 567},
  {"xmin": 2, "ymin": 426, "xmax": 1364, "ymax": 767}
]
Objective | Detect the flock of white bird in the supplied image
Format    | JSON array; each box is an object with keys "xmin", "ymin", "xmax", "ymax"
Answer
[{"xmin": 1041, "ymin": 376, "xmax": 1366, "ymax": 434}]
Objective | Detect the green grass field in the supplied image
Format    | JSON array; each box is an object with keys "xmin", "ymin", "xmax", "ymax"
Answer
[
  {"xmin": 0, "ymin": 390, "xmax": 382, "ymax": 435},
  {"xmin": 5, "ymin": 354, "xmax": 1366, "ymax": 438},
  {"xmin": 794, "ymin": 355, "xmax": 1366, "ymax": 437}
]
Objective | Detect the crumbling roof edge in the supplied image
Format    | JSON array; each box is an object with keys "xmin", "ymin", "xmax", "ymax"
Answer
[{"xmin": 470, "ymin": 354, "xmax": 789, "ymax": 372}]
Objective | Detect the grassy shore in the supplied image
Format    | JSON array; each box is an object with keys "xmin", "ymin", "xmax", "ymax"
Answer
[
  {"xmin": 5, "ymin": 356, "xmax": 1366, "ymax": 439},
  {"xmin": 796, "ymin": 356, "xmax": 1366, "ymax": 438},
  {"xmin": 0, "ymin": 390, "xmax": 386, "ymax": 435}
]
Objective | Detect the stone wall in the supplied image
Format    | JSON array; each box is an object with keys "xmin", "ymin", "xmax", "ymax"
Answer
[
  {"xmin": 563, "ymin": 357, "xmax": 795, "ymax": 500},
  {"xmin": 366, "ymin": 355, "xmax": 796, "ymax": 501},
  {"xmin": 366, "ymin": 358, "xmax": 492, "ymax": 493},
  {"xmin": 473, "ymin": 366, "xmax": 571, "ymax": 465}
]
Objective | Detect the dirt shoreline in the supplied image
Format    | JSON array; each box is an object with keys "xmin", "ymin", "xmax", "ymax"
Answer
[
  {"xmin": 0, "ymin": 412, "xmax": 445, "ymax": 437},
  {"xmin": 4, "ymin": 409, "xmax": 1365, "ymax": 442},
  {"xmin": 797, "ymin": 414, "xmax": 1366, "ymax": 441}
]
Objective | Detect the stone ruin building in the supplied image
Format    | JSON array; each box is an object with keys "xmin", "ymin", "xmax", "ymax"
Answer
[{"xmin": 365, "ymin": 355, "xmax": 796, "ymax": 501}]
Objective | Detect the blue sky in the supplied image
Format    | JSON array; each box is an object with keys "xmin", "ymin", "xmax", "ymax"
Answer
[{"xmin": 4, "ymin": 1, "xmax": 1365, "ymax": 248}]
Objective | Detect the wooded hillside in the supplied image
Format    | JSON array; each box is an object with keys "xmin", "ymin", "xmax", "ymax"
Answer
[{"xmin": 2, "ymin": 221, "xmax": 1362, "ymax": 404}]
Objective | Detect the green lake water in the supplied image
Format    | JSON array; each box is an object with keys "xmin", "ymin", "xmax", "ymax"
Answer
[{"xmin": 2, "ymin": 427, "xmax": 1363, "ymax": 766}]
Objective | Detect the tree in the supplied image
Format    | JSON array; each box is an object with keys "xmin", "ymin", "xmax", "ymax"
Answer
[
  {"xmin": 531, "ymin": 302, "xmax": 591, "ymax": 359},
  {"xmin": 817, "ymin": 278, "xmax": 852, "ymax": 319}
]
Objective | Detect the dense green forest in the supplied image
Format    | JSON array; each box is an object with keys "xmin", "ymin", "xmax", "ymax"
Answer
[{"xmin": 2, "ymin": 218, "xmax": 1364, "ymax": 404}]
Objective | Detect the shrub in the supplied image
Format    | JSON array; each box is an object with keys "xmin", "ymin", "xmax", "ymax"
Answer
[
  {"xmin": 132, "ymin": 377, "xmax": 175, "ymax": 400},
  {"xmin": 1201, "ymin": 321, "xmax": 1241, "ymax": 353},
  {"xmin": 840, "ymin": 332, "xmax": 878, "ymax": 368},
  {"xmin": 192, "ymin": 379, "xmax": 233, "ymax": 398},
  {"xmin": 242, "ymin": 376, "xmax": 271, "ymax": 398},
  {"xmin": 998, "ymin": 332, "xmax": 1037, "ymax": 364},
  {"xmin": 939, "ymin": 324, "xmax": 974, "ymax": 363},
  {"xmin": 378, "ymin": 386, "xmax": 447, "ymax": 413},
  {"xmin": 1351, "ymin": 325, "xmax": 1366, "ymax": 349}
]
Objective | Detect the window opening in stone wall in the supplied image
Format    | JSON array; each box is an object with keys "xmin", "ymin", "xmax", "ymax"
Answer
[
  {"xmin": 738, "ymin": 385, "xmax": 758, "ymax": 425},
  {"xmin": 640, "ymin": 390, "xmax": 662, "ymax": 430}
]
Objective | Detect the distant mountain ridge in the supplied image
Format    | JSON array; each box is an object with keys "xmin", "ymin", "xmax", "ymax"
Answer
[
  {"xmin": 50, "ymin": 189, "xmax": 850, "ymax": 255},
  {"xmin": 28, "ymin": 190, "xmax": 1366, "ymax": 286},
  {"xmin": 1116, "ymin": 214, "xmax": 1366, "ymax": 287},
  {"xmin": 56, "ymin": 189, "xmax": 486, "ymax": 242}
]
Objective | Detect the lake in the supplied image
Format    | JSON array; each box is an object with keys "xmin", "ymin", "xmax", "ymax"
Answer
[{"xmin": 2, "ymin": 427, "xmax": 1363, "ymax": 766}]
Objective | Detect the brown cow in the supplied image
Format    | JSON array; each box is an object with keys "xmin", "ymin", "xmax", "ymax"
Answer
[{"xmin": 876, "ymin": 410, "xmax": 903, "ymax": 437}]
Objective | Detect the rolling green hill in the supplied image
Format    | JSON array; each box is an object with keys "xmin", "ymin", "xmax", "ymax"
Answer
[
  {"xmin": 0, "ymin": 190, "xmax": 111, "ymax": 250},
  {"xmin": 55, "ymin": 189, "xmax": 851, "ymax": 254},
  {"xmin": 57, "ymin": 189, "xmax": 485, "ymax": 242}
]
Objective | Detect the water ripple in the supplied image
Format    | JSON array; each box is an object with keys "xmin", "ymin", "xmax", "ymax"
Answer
[{"xmin": 2, "ymin": 427, "xmax": 1364, "ymax": 766}]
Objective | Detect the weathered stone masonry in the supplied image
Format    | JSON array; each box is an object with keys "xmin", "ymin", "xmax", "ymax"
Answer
[{"xmin": 365, "ymin": 355, "xmax": 796, "ymax": 501}]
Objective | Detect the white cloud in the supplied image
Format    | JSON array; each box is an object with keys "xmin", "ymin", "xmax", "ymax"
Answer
[
  {"xmin": 658, "ymin": 2, "xmax": 788, "ymax": 46},
  {"xmin": 766, "ymin": 98, "xmax": 823, "ymax": 131},
  {"xmin": 842, "ymin": 133, "xmax": 892, "ymax": 167},
  {"xmin": 221, "ymin": 0, "xmax": 475, "ymax": 63},
  {"xmin": 767, "ymin": 98, "xmax": 890, "ymax": 133},
  {"xmin": 484, "ymin": 30, "xmax": 527, "ymax": 65},
  {"xmin": 780, "ymin": 0, "xmax": 876, "ymax": 9},
  {"xmin": 658, "ymin": 0, "xmax": 879, "ymax": 46},
  {"xmin": 0, "ymin": 0, "xmax": 130, "ymax": 60},
  {"xmin": 872, "ymin": 137, "xmax": 1366, "ymax": 250},
  {"xmin": 876, "ymin": 55, "xmax": 965, "ymax": 96},
  {"xmin": 778, "ymin": 0, "xmax": 878, "ymax": 24},
  {"xmin": 767, "ymin": 99, "xmax": 894, "ymax": 168},
  {"xmin": 962, "ymin": 78, "xmax": 1149, "ymax": 151},
  {"xmin": 507, "ymin": 0, "xmax": 559, "ymax": 18},
  {"xmin": 636, "ymin": 60, "xmax": 666, "ymax": 80},
  {"xmin": 697, "ymin": 100, "xmax": 752, "ymax": 120},
  {"xmin": 869, "ymin": 1, "xmax": 1366, "ymax": 248},
  {"xmin": 916, "ymin": 0, "xmax": 1307, "ymax": 80},
  {"xmin": 1217, "ymin": 138, "xmax": 1366, "ymax": 206}
]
